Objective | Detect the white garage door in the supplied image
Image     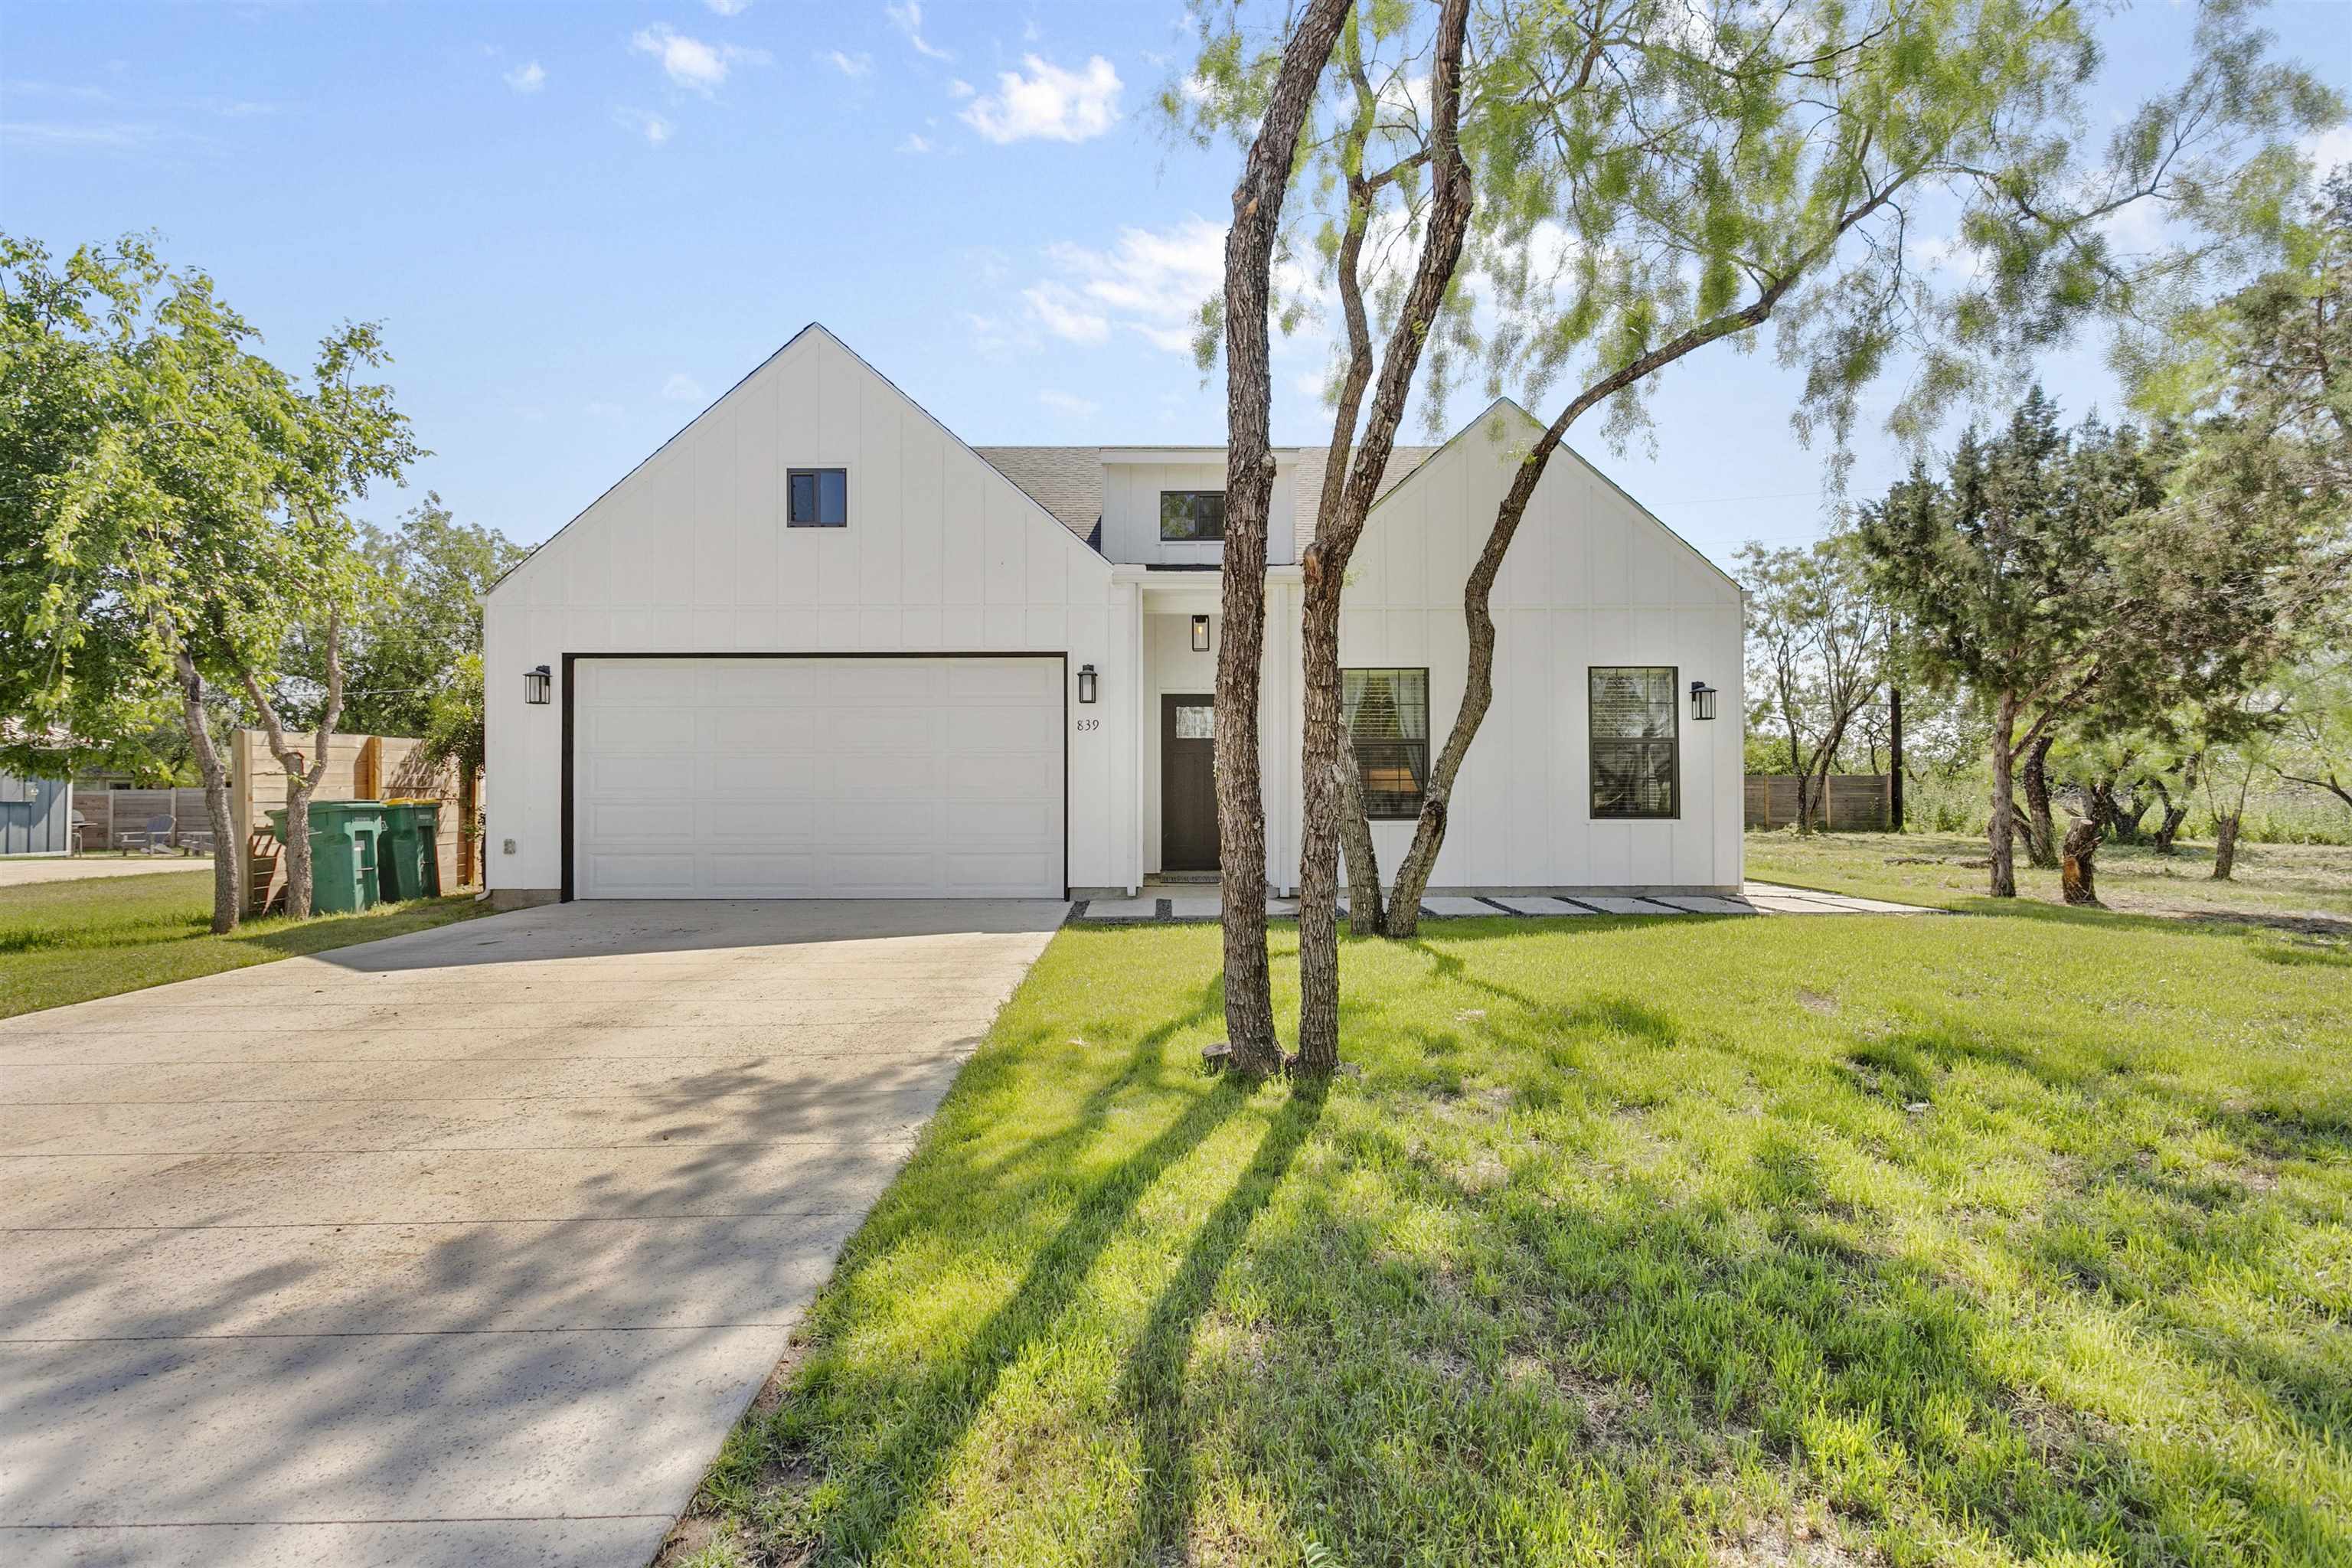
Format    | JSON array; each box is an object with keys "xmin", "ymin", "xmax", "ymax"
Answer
[{"xmin": 573, "ymin": 656, "xmax": 1063, "ymax": 898}]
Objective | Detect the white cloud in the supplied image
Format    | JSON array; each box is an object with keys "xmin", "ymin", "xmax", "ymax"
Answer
[
  {"xmin": 632, "ymin": 25, "xmax": 768, "ymax": 96},
  {"xmin": 1022, "ymin": 281, "xmax": 1110, "ymax": 345},
  {"xmin": 705, "ymin": 0, "xmax": 752, "ymax": 12},
  {"xmin": 615, "ymin": 107, "xmax": 674, "ymax": 145},
  {"xmin": 1038, "ymin": 388, "xmax": 1099, "ymax": 416},
  {"xmin": 961, "ymin": 54, "xmax": 1121, "ymax": 144},
  {"xmin": 946, "ymin": 77, "xmax": 975, "ymax": 100},
  {"xmin": 1040, "ymin": 215, "xmax": 1223, "ymax": 351},
  {"xmin": 662, "ymin": 372, "xmax": 705, "ymax": 402},
  {"xmin": 887, "ymin": 2, "xmax": 952, "ymax": 60},
  {"xmin": 898, "ymin": 132, "xmax": 932, "ymax": 153},
  {"xmin": 503, "ymin": 60, "xmax": 546, "ymax": 93},
  {"xmin": 2302, "ymin": 122, "xmax": 2352, "ymax": 183},
  {"xmin": 826, "ymin": 50, "xmax": 871, "ymax": 79}
]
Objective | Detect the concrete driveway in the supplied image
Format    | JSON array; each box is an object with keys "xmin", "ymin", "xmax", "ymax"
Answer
[{"xmin": 0, "ymin": 898, "xmax": 1067, "ymax": 1567}]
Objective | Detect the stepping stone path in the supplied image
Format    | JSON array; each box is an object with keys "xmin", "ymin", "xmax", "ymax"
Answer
[
  {"xmin": 1422, "ymin": 897, "xmax": 1501, "ymax": 917},
  {"xmin": 1074, "ymin": 882, "xmax": 1931, "ymax": 923}
]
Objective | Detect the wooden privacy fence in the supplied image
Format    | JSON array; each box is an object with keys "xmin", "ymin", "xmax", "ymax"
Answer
[
  {"xmin": 1745, "ymin": 773, "xmax": 1894, "ymax": 831},
  {"xmin": 230, "ymin": 730, "xmax": 482, "ymax": 915},
  {"xmin": 73, "ymin": 786, "xmax": 214, "ymax": 852}
]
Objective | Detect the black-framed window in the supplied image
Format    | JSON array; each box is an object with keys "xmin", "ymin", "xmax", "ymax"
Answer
[
  {"xmin": 1344, "ymin": 668, "xmax": 1429, "ymax": 819},
  {"xmin": 788, "ymin": 468, "xmax": 848, "ymax": 528},
  {"xmin": 1159, "ymin": 489, "xmax": 1226, "ymax": 542},
  {"xmin": 1589, "ymin": 666, "xmax": 1678, "ymax": 819}
]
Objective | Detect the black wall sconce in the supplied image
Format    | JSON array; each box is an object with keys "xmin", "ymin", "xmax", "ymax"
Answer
[
  {"xmin": 1191, "ymin": 614, "xmax": 1211, "ymax": 653},
  {"xmin": 524, "ymin": 665, "xmax": 552, "ymax": 705},
  {"xmin": 1077, "ymin": 664, "xmax": 1099, "ymax": 704},
  {"xmin": 1689, "ymin": 680, "xmax": 1717, "ymax": 721}
]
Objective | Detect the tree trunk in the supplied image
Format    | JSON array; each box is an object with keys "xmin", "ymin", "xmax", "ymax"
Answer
[
  {"xmin": 1887, "ymin": 687, "xmax": 1905, "ymax": 832},
  {"xmin": 2151, "ymin": 756, "xmax": 2197, "ymax": 855},
  {"xmin": 243, "ymin": 609, "xmax": 345, "ymax": 920},
  {"xmin": 1292, "ymin": 0, "xmax": 1472, "ymax": 1075},
  {"xmin": 2020, "ymin": 733, "xmax": 2057, "ymax": 868},
  {"xmin": 2060, "ymin": 817, "xmax": 2102, "ymax": 906},
  {"xmin": 1988, "ymin": 694, "xmax": 2019, "ymax": 898},
  {"xmin": 172, "ymin": 645, "xmax": 240, "ymax": 934},
  {"xmin": 1214, "ymin": 0, "xmax": 1351, "ymax": 1079},
  {"xmin": 1337, "ymin": 729, "xmax": 1383, "ymax": 936},
  {"xmin": 2211, "ymin": 813, "xmax": 2241, "ymax": 880}
]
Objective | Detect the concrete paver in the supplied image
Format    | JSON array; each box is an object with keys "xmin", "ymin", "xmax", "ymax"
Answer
[
  {"xmin": 1491, "ymin": 896, "xmax": 1596, "ymax": 916},
  {"xmin": 1422, "ymin": 897, "xmax": 1500, "ymax": 917},
  {"xmin": 0, "ymin": 897, "xmax": 1064, "ymax": 1568},
  {"xmin": 1580, "ymin": 896, "xmax": 1687, "ymax": 915}
]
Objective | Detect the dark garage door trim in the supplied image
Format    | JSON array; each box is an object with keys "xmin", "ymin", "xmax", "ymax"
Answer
[{"xmin": 561, "ymin": 651, "xmax": 1070, "ymax": 903}]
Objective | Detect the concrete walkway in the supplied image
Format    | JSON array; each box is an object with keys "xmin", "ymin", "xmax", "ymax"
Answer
[
  {"xmin": 0, "ymin": 898, "xmax": 1067, "ymax": 1567},
  {"xmin": 0, "ymin": 856, "xmax": 211, "ymax": 889},
  {"xmin": 1076, "ymin": 880, "xmax": 1932, "ymax": 923}
]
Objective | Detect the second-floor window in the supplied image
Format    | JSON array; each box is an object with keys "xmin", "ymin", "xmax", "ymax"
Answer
[
  {"xmin": 788, "ymin": 468, "xmax": 848, "ymax": 528},
  {"xmin": 1159, "ymin": 489, "xmax": 1226, "ymax": 542}
]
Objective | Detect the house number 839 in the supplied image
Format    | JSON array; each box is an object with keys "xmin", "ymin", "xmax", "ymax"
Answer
[{"xmin": 1075, "ymin": 718, "xmax": 1100, "ymax": 732}]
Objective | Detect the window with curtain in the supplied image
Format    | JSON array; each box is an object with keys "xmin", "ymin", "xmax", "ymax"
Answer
[
  {"xmin": 1158, "ymin": 490, "xmax": 1227, "ymax": 541},
  {"xmin": 1589, "ymin": 666, "xmax": 1678, "ymax": 818},
  {"xmin": 1342, "ymin": 668, "xmax": 1429, "ymax": 818}
]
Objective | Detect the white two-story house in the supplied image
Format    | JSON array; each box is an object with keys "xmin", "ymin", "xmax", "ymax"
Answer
[{"xmin": 482, "ymin": 325, "xmax": 1744, "ymax": 903}]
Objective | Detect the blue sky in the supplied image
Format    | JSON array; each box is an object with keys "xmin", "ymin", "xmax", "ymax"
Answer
[{"xmin": 6, "ymin": 1, "xmax": 2347, "ymax": 569}]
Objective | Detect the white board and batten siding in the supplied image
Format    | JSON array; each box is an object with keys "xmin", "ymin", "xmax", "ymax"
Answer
[
  {"xmin": 485, "ymin": 325, "xmax": 1135, "ymax": 899},
  {"xmin": 1267, "ymin": 403, "xmax": 1746, "ymax": 893}
]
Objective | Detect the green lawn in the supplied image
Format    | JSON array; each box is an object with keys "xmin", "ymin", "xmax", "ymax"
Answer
[
  {"xmin": 668, "ymin": 906, "xmax": 2350, "ymax": 1566},
  {"xmin": 1748, "ymin": 828, "xmax": 2352, "ymax": 927},
  {"xmin": 0, "ymin": 868, "xmax": 488, "ymax": 1019}
]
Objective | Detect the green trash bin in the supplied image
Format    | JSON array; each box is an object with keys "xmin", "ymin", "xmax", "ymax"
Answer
[
  {"xmin": 377, "ymin": 800, "xmax": 444, "ymax": 902},
  {"xmin": 266, "ymin": 802, "xmax": 387, "ymax": 914}
]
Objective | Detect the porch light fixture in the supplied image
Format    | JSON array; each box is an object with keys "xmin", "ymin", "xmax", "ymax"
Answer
[
  {"xmin": 1191, "ymin": 614, "xmax": 1211, "ymax": 653},
  {"xmin": 1077, "ymin": 664, "xmax": 1099, "ymax": 704},
  {"xmin": 524, "ymin": 665, "xmax": 552, "ymax": 706},
  {"xmin": 1689, "ymin": 680, "xmax": 1717, "ymax": 721}
]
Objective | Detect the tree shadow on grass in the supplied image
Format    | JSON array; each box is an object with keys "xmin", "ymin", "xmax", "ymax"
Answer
[
  {"xmin": 753, "ymin": 961, "xmax": 1256, "ymax": 1560},
  {"xmin": 1116, "ymin": 1078, "xmax": 1328, "ymax": 1563}
]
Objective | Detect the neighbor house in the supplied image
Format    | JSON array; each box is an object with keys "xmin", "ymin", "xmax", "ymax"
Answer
[{"xmin": 482, "ymin": 325, "xmax": 1743, "ymax": 903}]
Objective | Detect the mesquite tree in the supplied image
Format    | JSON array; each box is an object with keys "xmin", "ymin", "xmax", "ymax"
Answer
[
  {"xmin": 1371, "ymin": 0, "xmax": 2337, "ymax": 932},
  {"xmin": 1293, "ymin": 1, "xmax": 1480, "ymax": 1073},
  {"xmin": 1178, "ymin": 0, "xmax": 1489, "ymax": 1072},
  {"xmin": 1209, "ymin": 0, "xmax": 1354, "ymax": 1078}
]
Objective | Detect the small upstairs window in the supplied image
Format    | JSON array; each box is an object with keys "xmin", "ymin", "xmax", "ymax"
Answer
[
  {"xmin": 788, "ymin": 468, "xmax": 848, "ymax": 528},
  {"xmin": 1159, "ymin": 490, "xmax": 1226, "ymax": 542}
]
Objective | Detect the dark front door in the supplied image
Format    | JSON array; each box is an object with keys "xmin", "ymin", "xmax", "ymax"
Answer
[{"xmin": 1161, "ymin": 694, "xmax": 1219, "ymax": 871}]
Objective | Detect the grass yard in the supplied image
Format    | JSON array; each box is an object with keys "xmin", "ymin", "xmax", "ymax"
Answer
[
  {"xmin": 1747, "ymin": 828, "xmax": 2352, "ymax": 929},
  {"xmin": 669, "ymin": 906, "xmax": 2350, "ymax": 1566},
  {"xmin": 0, "ymin": 867, "xmax": 488, "ymax": 1019}
]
